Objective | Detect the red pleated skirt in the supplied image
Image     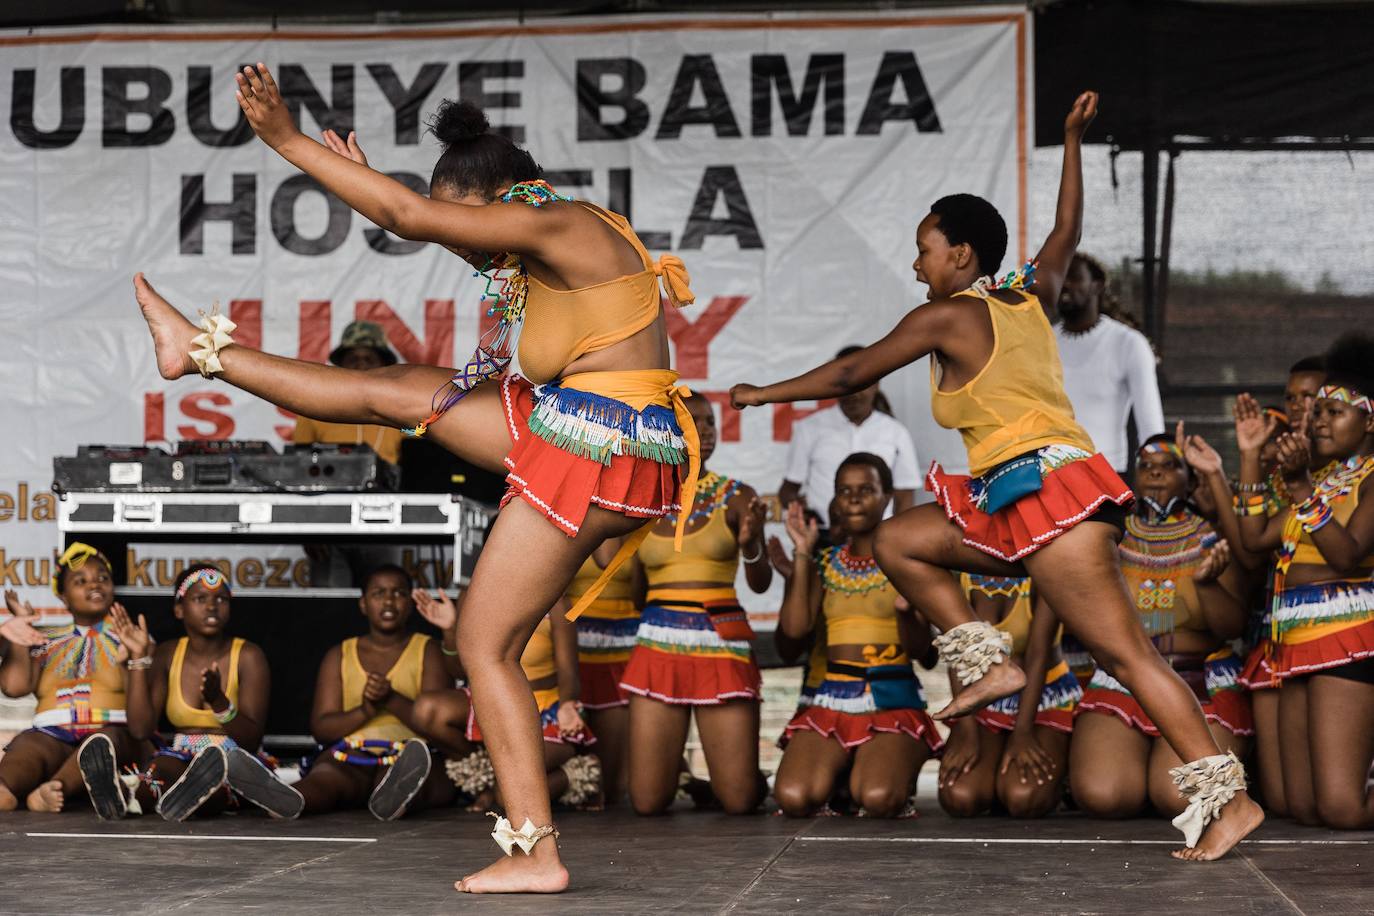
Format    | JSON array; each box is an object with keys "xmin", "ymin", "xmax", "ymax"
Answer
[
  {"xmin": 782, "ymin": 706, "xmax": 945, "ymax": 753},
  {"xmin": 1238, "ymin": 642, "xmax": 1280, "ymax": 690},
  {"xmin": 926, "ymin": 453, "xmax": 1133, "ymax": 562},
  {"xmin": 1269, "ymin": 620, "xmax": 1374, "ymax": 680},
  {"xmin": 500, "ymin": 375, "xmax": 681, "ymax": 536},
  {"xmin": 579, "ymin": 660, "xmax": 631, "ymax": 710}
]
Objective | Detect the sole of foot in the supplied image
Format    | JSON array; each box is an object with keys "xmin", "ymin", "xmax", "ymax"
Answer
[
  {"xmin": 456, "ymin": 853, "xmax": 570, "ymax": 894},
  {"xmin": 26, "ymin": 781, "xmax": 65, "ymax": 813},
  {"xmin": 932, "ymin": 661, "xmax": 1026, "ymax": 721},
  {"xmin": 132, "ymin": 272, "xmax": 197, "ymax": 381},
  {"xmin": 1172, "ymin": 796, "xmax": 1265, "ymax": 862},
  {"xmin": 226, "ymin": 748, "xmax": 304, "ymax": 819},
  {"xmin": 368, "ymin": 739, "xmax": 431, "ymax": 821},
  {"xmin": 78, "ymin": 734, "xmax": 127, "ymax": 821},
  {"xmin": 156, "ymin": 746, "xmax": 228, "ymax": 822}
]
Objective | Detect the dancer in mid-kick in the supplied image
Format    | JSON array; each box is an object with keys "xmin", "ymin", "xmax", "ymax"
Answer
[
  {"xmin": 731, "ymin": 91, "xmax": 1263, "ymax": 860},
  {"xmin": 131, "ymin": 65, "xmax": 697, "ymax": 893}
]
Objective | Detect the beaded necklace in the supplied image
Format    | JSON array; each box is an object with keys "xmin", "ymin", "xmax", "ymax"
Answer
[
  {"xmin": 404, "ymin": 180, "xmax": 572, "ymax": 437},
  {"xmin": 668, "ymin": 471, "xmax": 737, "ymax": 527},
  {"xmin": 818, "ymin": 545, "xmax": 888, "ymax": 596}
]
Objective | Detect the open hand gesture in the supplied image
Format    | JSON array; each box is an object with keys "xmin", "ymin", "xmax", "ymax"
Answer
[
  {"xmin": 736, "ymin": 496, "xmax": 767, "ymax": 548},
  {"xmin": 1, "ymin": 589, "xmax": 46, "ymax": 648},
  {"xmin": 1234, "ymin": 393, "xmax": 1279, "ymax": 454},
  {"xmin": 783, "ymin": 501, "xmax": 820, "ymax": 557},
  {"xmin": 109, "ymin": 604, "xmax": 152, "ymax": 660},
  {"xmin": 321, "ymin": 129, "xmax": 369, "ymax": 167},
  {"xmin": 1064, "ymin": 90, "xmax": 1099, "ymax": 138},
  {"xmin": 413, "ymin": 587, "xmax": 459, "ymax": 632},
  {"xmin": 235, "ymin": 64, "xmax": 300, "ymax": 151},
  {"xmin": 1193, "ymin": 540, "xmax": 1231, "ymax": 584},
  {"xmin": 1176, "ymin": 421, "xmax": 1222, "ymax": 476},
  {"xmin": 200, "ymin": 662, "xmax": 227, "ymax": 709}
]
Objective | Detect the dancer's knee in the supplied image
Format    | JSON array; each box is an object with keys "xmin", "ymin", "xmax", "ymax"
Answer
[
  {"xmin": 857, "ymin": 782, "xmax": 906, "ymax": 818},
  {"xmin": 1317, "ymin": 795, "xmax": 1374, "ymax": 831},
  {"xmin": 629, "ymin": 781, "xmax": 674, "ymax": 817},
  {"xmin": 772, "ymin": 778, "xmax": 819, "ymax": 818},
  {"xmin": 714, "ymin": 781, "xmax": 760, "ymax": 816},
  {"xmin": 1070, "ymin": 775, "xmax": 1144, "ymax": 819},
  {"xmin": 938, "ymin": 781, "xmax": 992, "ymax": 818},
  {"xmin": 1001, "ymin": 780, "xmax": 1057, "ymax": 819}
]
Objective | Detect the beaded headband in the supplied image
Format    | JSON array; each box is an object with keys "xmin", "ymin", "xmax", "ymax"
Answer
[
  {"xmin": 1137, "ymin": 441, "xmax": 1185, "ymax": 464},
  {"xmin": 1317, "ymin": 384, "xmax": 1373, "ymax": 414},
  {"xmin": 175, "ymin": 567, "xmax": 231, "ymax": 600},
  {"xmin": 51, "ymin": 542, "xmax": 111, "ymax": 596}
]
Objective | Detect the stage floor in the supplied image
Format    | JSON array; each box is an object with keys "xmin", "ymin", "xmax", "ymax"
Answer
[{"xmin": 1, "ymin": 796, "xmax": 1368, "ymax": 915}]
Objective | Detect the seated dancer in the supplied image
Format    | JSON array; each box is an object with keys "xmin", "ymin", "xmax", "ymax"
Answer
[
  {"xmin": 108, "ymin": 566, "xmax": 300, "ymax": 821},
  {"xmin": 1228, "ymin": 334, "xmax": 1374, "ymax": 829},
  {"xmin": 564, "ymin": 540, "xmax": 641, "ymax": 804},
  {"xmin": 1070, "ymin": 436, "xmax": 1251, "ymax": 820},
  {"xmin": 0, "ymin": 545, "xmax": 140, "ymax": 816},
  {"xmin": 134, "ymin": 66, "xmax": 698, "ymax": 891},
  {"xmin": 620, "ymin": 392, "xmax": 771, "ymax": 815},
  {"xmin": 410, "ymin": 589, "xmax": 601, "ymax": 811},
  {"xmin": 1184, "ymin": 401, "xmax": 1294, "ymax": 814},
  {"xmin": 939, "ymin": 575, "xmax": 1078, "ymax": 819},
  {"xmin": 773, "ymin": 453, "xmax": 942, "ymax": 818},
  {"xmin": 730, "ymin": 92, "xmax": 1263, "ymax": 859},
  {"xmin": 289, "ymin": 565, "xmax": 455, "ymax": 819}
]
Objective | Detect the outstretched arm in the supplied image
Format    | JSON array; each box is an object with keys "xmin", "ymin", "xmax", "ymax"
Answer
[
  {"xmin": 235, "ymin": 65, "xmax": 563, "ymax": 256},
  {"xmin": 731, "ymin": 301, "xmax": 959, "ymax": 409},
  {"xmin": 1028, "ymin": 91, "xmax": 1098, "ymax": 309}
]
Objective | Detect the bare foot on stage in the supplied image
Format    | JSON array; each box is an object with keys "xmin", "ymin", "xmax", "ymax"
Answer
[
  {"xmin": 1171, "ymin": 792, "xmax": 1265, "ymax": 862},
  {"xmin": 0, "ymin": 781, "xmax": 18, "ymax": 811},
  {"xmin": 456, "ymin": 851, "xmax": 570, "ymax": 894},
  {"xmin": 932, "ymin": 660, "xmax": 1026, "ymax": 721},
  {"xmin": 27, "ymin": 780, "xmax": 65, "ymax": 813},
  {"xmin": 132, "ymin": 273, "xmax": 198, "ymax": 380}
]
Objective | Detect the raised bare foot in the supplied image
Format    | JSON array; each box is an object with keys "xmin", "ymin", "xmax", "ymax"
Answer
[
  {"xmin": 132, "ymin": 273, "xmax": 198, "ymax": 380},
  {"xmin": 932, "ymin": 660, "xmax": 1026, "ymax": 721},
  {"xmin": 455, "ymin": 851, "xmax": 569, "ymax": 894},
  {"xmin": 1171, "ymin": 792, "xmax": 1265, "ymax": 862},
  {"xmin": 26, "ymin": 780, "xmax": 65, "ymax": 813},
  {"xmin": 0, "ymin": 781, "xmax": 18, "ymax": 811}
]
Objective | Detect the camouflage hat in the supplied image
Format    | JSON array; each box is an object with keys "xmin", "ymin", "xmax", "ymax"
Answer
[{"xmin": 329, "ymin": 320, "xmax": 398, "ymax": 367}]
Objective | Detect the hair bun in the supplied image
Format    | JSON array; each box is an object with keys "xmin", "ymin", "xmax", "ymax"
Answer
[{"xmin": 429, "ymin": 99, "xmax": 490, "ymax": 147}]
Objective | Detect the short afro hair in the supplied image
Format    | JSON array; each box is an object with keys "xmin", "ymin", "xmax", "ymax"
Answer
[
  {"xmin": 1289, "ymin": 355, "xmax": 1326, "ymax": 376},
  {"xmin": 1322, "ymin": 333, "xmax": 1374, "ymax": 400},
  {"xmin": 836, "ymin": 451, "xmax": 894, "ymax": 494},
  {"xmin": 929, "ymin": 194, "xmax": 1007, "ymax": 277}
]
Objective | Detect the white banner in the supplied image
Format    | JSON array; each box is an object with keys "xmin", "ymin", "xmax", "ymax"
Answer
[{"xmin": 0, "ymin": 9, "xmax": 1029, "ymax": 608}]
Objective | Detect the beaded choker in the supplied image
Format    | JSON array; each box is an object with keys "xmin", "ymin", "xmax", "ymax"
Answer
[
  {"xmin": 671, "ymin": 471, "xmax": 737, "ymax": 526},
  {"xmin": 404, "ymin": 180, "xmax": 572, "ymax": 437},
  {"xmin": 819, "ymin": 545, "xmax": 888, "ymax": 596}
]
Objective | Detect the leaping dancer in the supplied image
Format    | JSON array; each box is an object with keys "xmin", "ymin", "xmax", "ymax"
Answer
[
  {"xmin": 730, "ymin": 92, "xmax": 1264, "ymax": 860},
  {"xmin": 132, "ymin": 64, "xmax": 699, "ymax": 893}
]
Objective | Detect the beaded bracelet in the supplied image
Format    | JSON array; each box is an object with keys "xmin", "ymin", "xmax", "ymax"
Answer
[
  {"xmin": 126, "ymin": 656, "xmax": 153, "ymax": 670},
  {"xmin": 214, "ymin": 701, "xmax": 238, "ymax": 725},
  {"xmin": 1295, "ymin": 497, "xmax": 1334, "ymax": 533},
  {"xmin": 1233, "ymin": 480, "xmax": 1268, "ymax": 495},
  {"xmin": 441, "ymin": 643, "xmax": 460, "ymax": 657},
  {"xmin": 1234, "ymin": 502, "xmax": 1268, "ymax": 518}
]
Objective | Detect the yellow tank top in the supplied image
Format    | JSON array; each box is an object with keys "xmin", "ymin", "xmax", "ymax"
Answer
[
  {"xmin": 34, "ymin": 622, "xmax": 125, "ymax": 719},
  {"xmin": 640, "ymin": 505, "xmax": 739, "ymax": 588},
  {"xmin": 818, "ymin": 546, "xmax": 902, "ymax": 648},
  {"xmin": 165, "ymin": 637, "xmax": 243, "ymax": 730},
  {"xmin": 341, "ymin": 633, "xmax": 429, "ymax": 743},
  {"xmin": 929, "ymin": 289, "xmax": 1094, "ymax": 476},
  {"xmin": 1291, "ymin": 457, "xmax": 1374, "ymax": 567},
  {"xmin": 518, "ymin": 202, "xmax": 693, "ymax": 385},
  {"xmin": 521, "ymin": 616, "xmax": 558, "ymax": 682},
  {"xmin": 961, "ymin": 574, "xmax": 1035, "ymax": 655},
  {"xmin": 1119, "ymin": 513, "xmax": 1212, "ymax": 638},
  {"xmin": 566, "ymin": 554, "xmax": 638, "ymax": 621}
]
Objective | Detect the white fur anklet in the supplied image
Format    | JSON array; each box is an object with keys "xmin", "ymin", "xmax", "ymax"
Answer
[
  {"xmin": 189, "ymin": 303, "xmax": 236, "ymax": 378},
  {"xmin": 932, "ymin": 621, "xmax": 1013, "ymax": 686},
  {"xmin": 445, "ymin": 749, "xmax": 495, "ymax": 797},
  {"xmin": 1169, "ymin": 751, "xmax": 1246, "ymax": 848},
  {"xmin": 489, "ymin": 813, "xmax": 559, "ymax": 856},
  {"xmin": 557, "ymin": 754, "xmax": 601, "ymax": 807}
]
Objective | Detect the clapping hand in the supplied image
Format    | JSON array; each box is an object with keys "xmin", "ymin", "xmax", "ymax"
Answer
[
  {"xmin": 1193, "ymin": 540, "xmax": 1232, "ymax": 584},
  {"xmin": 235, "ymin": 64, "xmax": 300, "ymax": 151},
  {"xmin": 321, "ymin": 129, "xmax": 369, "ymax": 167},
  {"xmin": 1175, "ymin": 421, "xmax": 1223, "ymax": 476},
  {"xmin": 364, "ymin": 671, "xmax": 392, "ymax": 705},
  {"xmin": 1, "ymin": 589, "xmax": 46, "ymax": 648},
  {"xmin": 1235, "ymin": 393, "xmax": 1280, "ymax": 454},
  {"xmin": 736, "ymin": 496, "xmax": 767, "ymax": 547},
  {"xmin": 783, "ymin": 501, "xmax": 821, "ymax": 557},
  {"xmin": 412, "ymin": 587, "xmax": 459, "ymax": 631},
  {"xmin": 200, "ymin": 662, "xmax": 228, "ymax": 710},
  {"xmin": 108, "ymin": 603, "xmax": 152, "ymax": 660}
]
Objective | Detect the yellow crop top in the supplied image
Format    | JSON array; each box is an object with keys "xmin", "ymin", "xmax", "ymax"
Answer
[
  {"xmin": 518, "ymin": 203, "xmax": 694, "ymax": 386},
  {"xmin": 521, "ymin": 616, "xmax": 558, "ymax": 683},
  {"xmin": 640, "ymin": 506, "xmax": 739, "ymax": 588},
  {"xmin": 961, "ymin": 574, "xmax": 1034, "ymax": 656},
  {"xmin": 1290, "ymin": 457, "xmax": 1374, "ymax": 568},
  {"xmin": 567, "ymin": 554, "xmax": 636, "ymax": 603},
  {"xmin": 34, "ymin": 622, "xmax": 125, "ymax": 721},
  {"xmin": 823, "ymin": 584, "xmax": 903, "ymax": 650},
  {"xmin": 929, "ymin": 289, "xmax": 1094, "ymax": 476},
  {"xmin": 341, "ymin": 633, "xmax": 429, "ymax": 743},
  {"xmin": 165, "ymin": 637, "xmax": 243, "ymax": 731},
  {"xmin": 1119, "ymin": 514, "xmax": 1213, "ymax": 638}
]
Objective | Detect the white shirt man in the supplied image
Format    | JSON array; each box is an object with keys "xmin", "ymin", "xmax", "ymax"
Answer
[
  {"xmin": 1054, "ymin": 255, "xmax": 1165, "ymax": 472},
  {"xmin": 780, "ymin": 396, "xmax": 921, "ymax": 520}
]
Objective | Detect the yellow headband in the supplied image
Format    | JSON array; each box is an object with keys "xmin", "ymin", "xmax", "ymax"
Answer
[{"xmin": 52, "ymin": 542, "xmax": 111, "ymax": 596}]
